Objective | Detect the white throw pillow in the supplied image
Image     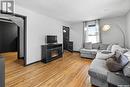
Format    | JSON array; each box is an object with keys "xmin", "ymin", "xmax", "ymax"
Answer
[
  {"xmin": 84, "ymin": 42, "xmax": 92, "ymax": 49},
  {"xmin": 111, "ymin": 45, "xmax": 121, "ymax": 53},
  {"xmin": 124, "ymin": 50, "xmax": 130, "ymax": 57},
  {"xmin": 111, "ymin": 45, "xmax": 127, "ymax": 53},
  {"xmin": 107, "ymin": 44, "xmax": 113, "ymax": 51},
  {"xmin": 95, "ymin": 51, "xmax": 114, "ymax": 60}
]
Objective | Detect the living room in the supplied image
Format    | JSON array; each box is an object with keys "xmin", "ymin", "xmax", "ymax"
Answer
[{"xmin": 0, "ymin": 0, "xmax": 130, "ymax": 87}]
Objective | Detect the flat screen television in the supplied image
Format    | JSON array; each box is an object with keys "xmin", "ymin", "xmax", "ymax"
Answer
[{"xmin": 46, "ymin": 35, "xmax": 57, "ymax": 44}]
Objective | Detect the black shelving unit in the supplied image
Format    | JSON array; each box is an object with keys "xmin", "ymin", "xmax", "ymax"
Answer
[{"xmin": 68, "ymin": 41, "xmax": 73, "ymax": 52}]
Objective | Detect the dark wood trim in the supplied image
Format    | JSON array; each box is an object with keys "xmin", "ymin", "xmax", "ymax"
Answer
[
  {"xmin": 17, "ymin": 26, "xmax": 20, "ymax": 59},
  {"xmin": 23, "ymin": 16, "xmax": 27, "ymax": 66},
  {"xmin": 73, "ymin": 51, "xmax": 80, "ymax": 53},
  {"xmin": 80, "ymin": 57, "xmax": 94, "ymax": 59}
]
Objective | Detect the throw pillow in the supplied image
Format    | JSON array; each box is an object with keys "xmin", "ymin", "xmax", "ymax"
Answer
[
  {"xmin": 111, "ymin": 45, "xmax": 128, "ymax": 53},
  {"xmin": 115, "ymin": 51, "xmax": 129, "ymax": 66},
  {"xmin": 111, "ymin": 45, "xmax": 121, "ymax": 53},
  {"xmin": 117, "ymin": 55, "xmax": 129, "ymax": 67},
  {"xmin": 119, "ymin": 48, "xmax": 128, "ymax": 53},
  {"xmin": 95, "ymin": 51, "xmax": 114, "ymax": 60},
  {"xmin": 124, "ymin": 50, "xmax": 130, "ymax": 57},
  {"xmin": 84, "ymin": 42, "xmax": 92, "ymax": 49},
  {"xmin": 107, "ymin": 44, "xmax": 113, "ymax": 51},
  {"xmin": 92, "ymin": 43, "xmax": 100, "ymax": 49},
  {"xmin": 106, "ymin": 58, "xmax": 122, "ymax": 72},
  {"xmin": 106, "ymin": 51, "xmax": 129, "ymax": 72},
  {"xmin": 115, "ymin": 51, "xmax": 122, "ymax": 60},
  {"xmin": 99, "ymin": 44, "xmax": 109, "ymax": 50}
]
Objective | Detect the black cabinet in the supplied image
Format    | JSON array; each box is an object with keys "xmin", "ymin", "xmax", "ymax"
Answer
[
  {"xmin": 68, "ymin": 41, "xmax": 73, "ymax": 52},
  {"xmin": 41, "ymin": 44, "xmax": 63, "ymax": 63}
]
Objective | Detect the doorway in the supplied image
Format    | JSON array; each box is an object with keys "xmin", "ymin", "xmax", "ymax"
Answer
[
  {"xmin": 63, "ymin": 26, "xmax": 73, "ymax": 52},
  {"xmin": 63, "ymin": 26, "xmax": 70, "ymax": 50},
  {"xmin": 0, "ymin": 20, "xmax": 23, "ymax": 65},
  {"xmin": 0, "ymin": 21, "xmax": 18, "ymax": 53},
  {"xmin": 0, "ymin": 13, "xmax": 27, "ymax": 66}
]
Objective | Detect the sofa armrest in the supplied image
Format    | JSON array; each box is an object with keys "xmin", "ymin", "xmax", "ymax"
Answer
[{"xmin": 0, "ymin": 56, "xmax": 5, "ymax": 87}]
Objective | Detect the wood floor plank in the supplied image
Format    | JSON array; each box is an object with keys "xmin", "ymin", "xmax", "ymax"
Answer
[{"xmin": 2, "ymin": 51, "xmax": 94, "ymax": 87}]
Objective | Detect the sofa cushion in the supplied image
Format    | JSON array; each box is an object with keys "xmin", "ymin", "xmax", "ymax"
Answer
[
  {"xmin": 80, "ymin": 53, "xmax": 96, "ymax": 59},
  {"xmin": 123, "ymin": 62, "xmax": 130, "ymax": 77},
  {"xmin": 95, "ymin": 51, "xmax": 114, "ymax": 60},
  {"xmin": 92, "ymin": 43, "xmax": 100, "ymax": 49},
  {"xmin": 101, "ymin": 50, "xmax": 112, "ymax": 54},
  {"xmin": 89, "ymin": 59, "xmax": 109, "ymax": 81},
  {"xmin": 84, "ymin": 42, "xmax": 92, "ymax": 49},
  {"xmin": 80, "ymin": 49, "xmax": 97, "ymax": 54},
  {"xmin": 99, "ymin": 44, "xmax": 109, "ymax": 50}
]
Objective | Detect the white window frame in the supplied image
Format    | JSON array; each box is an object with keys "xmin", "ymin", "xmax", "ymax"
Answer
[{"xmin": 84, "ymin": 20, "xmax": 100, "ymax": 43}]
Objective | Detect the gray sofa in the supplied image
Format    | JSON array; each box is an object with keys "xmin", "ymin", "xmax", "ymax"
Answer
[
  {"xmin": 80, "ymin": 43, "xmax": 109, "ymax": 59},
  {"xmin": 0, "ymin": 56, "xmax": 5, "ymax": 87},
  {"xmin": 88, "ymin": 58, "xmax": 110, "ymax": 87},
  {"xmin": 88, "ymin": 51, "xmax": 130, "ymax": 87}
]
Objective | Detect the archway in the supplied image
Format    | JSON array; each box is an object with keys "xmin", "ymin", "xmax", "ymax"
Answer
[{"xmin": 0, "ymin": 13, "xmax": 26, "ymax": 66}]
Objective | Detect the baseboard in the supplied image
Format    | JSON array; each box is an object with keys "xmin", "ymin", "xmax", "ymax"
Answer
[
  {"xmin": 19, "ymin": 57, "xmax": 24, "ymax": 59},
  {"xmin": 25, "ymin": 60, "xmax": 41, "ymax": 66},
  {"xmin": 73, "ymin": 51, "xmax": 80, "ymax": 53},
  {"xmin": 24, "ymin": 51, "xmax": 80, "ymax": 66}
]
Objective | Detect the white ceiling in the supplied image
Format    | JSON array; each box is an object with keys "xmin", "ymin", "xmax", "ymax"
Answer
[{"xmin": 16, "ymin": 0, "xmax": 130, "ymax": 23}]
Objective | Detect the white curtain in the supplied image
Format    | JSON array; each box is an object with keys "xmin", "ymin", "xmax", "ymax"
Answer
[{"xmin": 83, "ymin": 20, "xmax": 101, "ymax": 47}]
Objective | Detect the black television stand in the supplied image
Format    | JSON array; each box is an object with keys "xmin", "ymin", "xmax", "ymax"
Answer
[{"xmin": 41, "ymin": 43, "xmax": 63, "ymax": 63}]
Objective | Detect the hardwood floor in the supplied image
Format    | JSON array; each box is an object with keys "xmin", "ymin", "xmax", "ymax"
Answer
[{"xmin": 3, "ymin": 51, "xmax": 93, "ymax": 87}]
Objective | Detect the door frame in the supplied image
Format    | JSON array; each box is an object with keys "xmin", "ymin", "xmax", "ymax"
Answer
[
  {"xmin": 1, "ymin": 11, "xmax": 27, "ymax": 66},
  {"xmin": 17, "ymin": 26, "xmax": 20, "ymax": 59}
]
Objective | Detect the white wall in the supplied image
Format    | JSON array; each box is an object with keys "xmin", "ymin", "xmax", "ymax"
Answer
[
  {"xmin": 70, "ymin": 22, "xmax": 83, "ymax": 51},
  {"xmin": 15, "ymin": 5, "xmax": 70, "ymax": 65},
  {"xmin": 100, "ymin": 16, "xmax": 127, "ymax": 47},
  {"xmin": 126, "ymin": 11, "xmax": 130, "ymax": 48}
]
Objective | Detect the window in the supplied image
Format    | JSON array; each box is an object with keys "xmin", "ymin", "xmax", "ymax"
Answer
[
  {"xmin": 1, "ymin": 1, "xmax": 14, "ymax": 13},
  {"xmin": 84, "ymin": 20, "xmax": 100, "ymax": 43}
]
